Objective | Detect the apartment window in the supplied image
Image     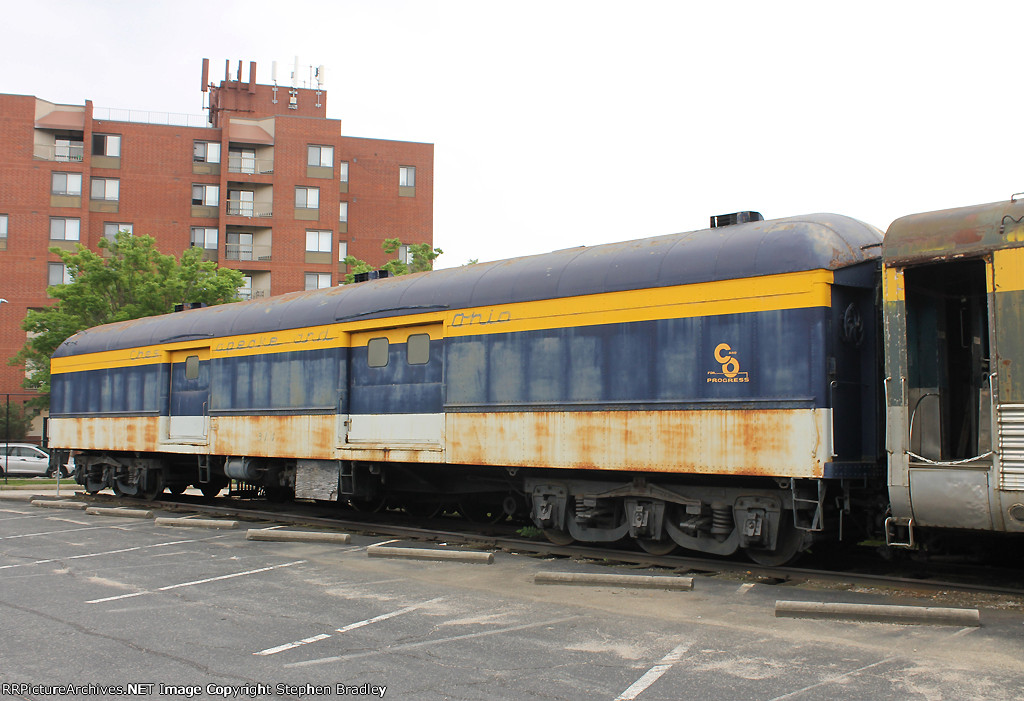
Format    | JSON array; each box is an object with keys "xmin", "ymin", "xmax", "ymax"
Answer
[
  {"xmin": 192, "ymin": 184, "xmax": 219, "ymax": 206},
  {"xmin": 339, "ymin": 162, "xmax": 349, "ymax": 183},
  {"xmin": 295, "ymin": 187, "xmax": 319, "ymax": 210},
  {"xmin": 338, "ymin": 241, "xmax": 348, "ymax": 262},
  {"xmin": 103, "ymin": 222, "xmax": 133, "ymax": 241},
  {"xmin": 397, "ymin": 244, "xmax": 414, "ymax": 265},
  {"xmin": 49, "ymin": 217, "xmax": 80, "ymax": 241},
  {"xmin": 399, "ymin": 166, "xmax": 416, "ymax": 187},
  {"xmin": 55, "ymin": 136, "xmax": 84, "ymax": 162},
  {"xmin": 226, "ymin": 232, "xmax": 253, "ymax": 261},
  {"xmin": 92, "ymin": 134, "xmax": 121, "ymax": 157},
  {"xmin": 48, "ymin": 262, "xmax": 72, "ymax": 286},
  {"xmin": 238, "ymin": 275, "xmax": 253, "ymax": 300},
  {"xmin": 90, "ymin": 178, "xmax": 120, "ymax": 201},
  {"xmin": 304, "ymin": 272, "xmax": 332, "ymax": 290},
  {"xmin": 0, "ymin": 214, "xmax": 7, "ymax": 238},
  {"xmin": 51, "ymin": 172, "xmax": 82, "ymax": 196},
  {"xmin": 307, "ymin": 145, "xmax": 333, "ymax": 168},
  {"xmin": 228, "ymin": 148, "xmax": 256, "ymax": 174},
  {"xmin": 339, "ymin": 201, "xmax": 348, "ymax": 223},
  {"xmin": 190, "ymin": 227, "xmax": 218, "ymax": 249},
  {"xmin": 305, "ymin": 230, "xmax": 331, "ymax": 254},
  {"xmin": 193, "ymin": 141, "xmax": 221, "ymax": 163},
  {"xmin": 227, "ymin": 189, "xmax": 254, "ymax": 217}
]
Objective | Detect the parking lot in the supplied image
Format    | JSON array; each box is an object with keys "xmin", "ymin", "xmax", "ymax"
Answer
[{"xmin": 2, "ymin": 492, "xmax": 1024, "ymax": 700}]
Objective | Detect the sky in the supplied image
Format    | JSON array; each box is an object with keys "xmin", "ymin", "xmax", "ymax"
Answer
[{"xmin": 6, "ymin": 1, "xmax": 1023, "ymax": 269}]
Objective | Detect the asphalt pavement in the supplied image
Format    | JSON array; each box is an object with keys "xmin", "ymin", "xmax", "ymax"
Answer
[{"xmin": 1, "ymin": 490, "xmax": 1023, "ymax": 700}]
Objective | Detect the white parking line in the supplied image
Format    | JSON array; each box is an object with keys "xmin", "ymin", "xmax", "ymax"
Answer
[
  {"xmin": 286, "ymin": 616, "xmax": 580, "ymax": 668},
  {"xmin": 255, "ymin": 597, "xmax": 445, "ymax": 656},
  {"xmin": 614, "ymin": 642, "xmax": 692, "ymax": 701},
  {"xmin": 767, "ymin": 658, "xmax": 892, "ymax": 701},
  {"xmin": 85, "ymin": 560, "xmax": 305, "ymax": 604},
  {"xmin": 0, "ymin": 535, "xmax": 230, "ymax": 570},
  {"xmin": 2, "ymin": 524, "xmax": 140, "ymax": 539}
]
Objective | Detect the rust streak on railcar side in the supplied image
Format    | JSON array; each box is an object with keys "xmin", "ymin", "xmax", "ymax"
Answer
[{"xmin": 447, "ymin": 409, "xmax": 827, "ymax": 478}]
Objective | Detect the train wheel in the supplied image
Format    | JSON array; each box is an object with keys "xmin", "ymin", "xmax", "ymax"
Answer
[
  {"xmin": 200, "ymin": 483, "xmax": 223, "ymax": 498},
  {"xmin": 542, "ymin": 528, "xmax": 575, "ymax": 546},
  {"xmin": 139, "ymin": 472, "xmax": 164, "ymax": 501},
  {"xmin": 349, "ymin": 496, "xmax": 386, "ymax": 513},
  {"xmin": 637, "ymin": 538, "xmax": 677, "ymax": 556},
  {"xmin": 112, "ymin": 477, "xmax": 134, "ymax": 498},
  {"xmin": 744, "ymin": 514, "xmax": 805, "ymax": 567}
]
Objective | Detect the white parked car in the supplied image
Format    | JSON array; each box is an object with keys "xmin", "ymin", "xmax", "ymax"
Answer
[{"xmin": 0, "ymin": 443, "xmax": 71, "ymax": 477}]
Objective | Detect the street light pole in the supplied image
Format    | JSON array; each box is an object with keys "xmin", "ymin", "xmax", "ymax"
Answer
[{"xmin": 1, "ymin": 301, "xmax": 7, "ymax": 484}]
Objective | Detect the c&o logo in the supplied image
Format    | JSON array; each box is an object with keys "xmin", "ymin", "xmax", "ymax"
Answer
[{"xmin": 707, "ymin": 342, "xmax": 750, "ymax": 383}]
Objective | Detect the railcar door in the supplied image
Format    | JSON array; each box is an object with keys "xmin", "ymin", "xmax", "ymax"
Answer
[
  {"xmin": 345, "ymin": 325, "xmax": 444, "ymax": 446},
  {"xmin": 168, "ymin": 348, "xmax": 210, "ymax": 443},
  {"xmin": 896, "ymin": 258, "xmax": 995, "ymax": 529}
]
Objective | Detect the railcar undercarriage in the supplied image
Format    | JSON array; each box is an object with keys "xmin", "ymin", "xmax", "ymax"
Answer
[{"xmin": 73, "ymin": 451, "xmax": 880, "ymax": 565}]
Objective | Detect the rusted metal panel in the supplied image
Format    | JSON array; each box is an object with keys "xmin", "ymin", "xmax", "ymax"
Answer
[
  {"xmin": 49, "ymin": 417, "xmax": 163, "ymax": 453},
  {"xmin": 447, "ymin": 409, "xmax": 830, "ymax": 478},
  {"xmin": 884, "ymin": 199, "xmax": 1024, "ymax": 266},
  {"xmin": 209, "ymin": 415, "xmax": 335, "ymax": 458}
]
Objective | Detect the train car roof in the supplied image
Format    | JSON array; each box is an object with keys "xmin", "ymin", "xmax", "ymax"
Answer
[
  {"xmin": 53, "ymin": 213, "xmax": 882, "ymax": 358},
  {"xmin": 884, "ymin": 198, "xmax": 1024, "ymax": 266}
]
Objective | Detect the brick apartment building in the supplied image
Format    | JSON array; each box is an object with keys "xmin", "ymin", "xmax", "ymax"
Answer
[{"xmin": 0, "ymin": 59, "xmax": 434, "ymax": 414}]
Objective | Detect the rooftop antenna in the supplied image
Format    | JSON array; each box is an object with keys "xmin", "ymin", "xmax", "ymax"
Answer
[
  {"xmin": 271, "ymin": 61, "xmax": 279, "ymax": 104},
  {"xmin": 315, "ymin": 65, "xmax": 325, "ymax": 107},
  {"xmin": 289, "ymin": 56, "xmax": 298, "ymax": 109}
]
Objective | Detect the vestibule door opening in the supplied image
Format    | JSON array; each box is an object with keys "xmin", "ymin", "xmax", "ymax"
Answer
[{"xmin": 903, "ymin": 259, "xmax": 991, "ymax": 462}]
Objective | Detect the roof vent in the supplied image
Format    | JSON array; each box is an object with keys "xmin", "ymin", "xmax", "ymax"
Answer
[
  {"xmin": 353, "ymin": 269, "xmax": 391, "ymax": 284},
  {"xmin": 710, "ymin": 211, "xmax": 764, "ymax": 228}
]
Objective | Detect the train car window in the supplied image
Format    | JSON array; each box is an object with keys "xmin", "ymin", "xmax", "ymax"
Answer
[
  {"xmin": 185, "ymin": 355, "xmax": 200, "ymax": 380},
  {"xmin": 367, "ymin": 337, "xmax": 389, "ymax": 367},
  {"xmin": 407, "ymin": 334, "xmax": 430, "ymax": 365}
]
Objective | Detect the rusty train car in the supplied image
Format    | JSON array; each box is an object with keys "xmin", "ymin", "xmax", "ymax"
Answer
[{"xmin": 48, "ymin": 198, "xmax": 1024, "ymax": 563}]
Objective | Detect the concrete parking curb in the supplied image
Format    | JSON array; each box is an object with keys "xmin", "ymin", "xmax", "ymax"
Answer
[
  {"xmin": 774, "ymin": 600, "xmax": 981, "ymax": 627},
  {"xmin": 367, "ymin": 544, "xmax": 494, "ymax": 564},
  {"xmin": 0, "ymin": 492, "xmax": 49, "ymax": 502},
  {"xmin": 535, "ymin": 571, "xmax": 695, "ymax": 590},
  {"xmin": 247, "ymin": 529, "xmax": 351, "ymax": 544},
  {"xmin": 154, "ymin": 517, "xmax": 239, "ymax": 529},
  {"xmin": 31, "ymin": 499, "xmax": 87, "ymax": 510},
  {"xmin": 86, "ymin": 507, "xmax": 154, "ymax": 519}
]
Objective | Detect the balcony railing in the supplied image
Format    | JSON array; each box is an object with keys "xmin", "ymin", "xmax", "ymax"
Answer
[
  {"xmin": 93, "ymin": 107, "xmax": 211, "ymax": 128},
  {"xmin": 237, "ymin": 288, "xmax": 267, "ymax": 300},
  {"xmin": 228, "ymin": 156, "xmax": 274, "ymax": 175},
  {"xmin": 226, "ymin": 200, "xmax": 273, "ymax": 218},
  {"xmin": 34, "ymin": 144, "xmax": 84, "ymax": 162},
  {"xmin": 225, "ymin": 243, "xmax": 272, "ymax": 262}
]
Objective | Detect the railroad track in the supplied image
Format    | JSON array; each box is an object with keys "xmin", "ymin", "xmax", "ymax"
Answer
[{"xmin": 81, "ymin": 490, "xmax": 1024, "ymax": 601}]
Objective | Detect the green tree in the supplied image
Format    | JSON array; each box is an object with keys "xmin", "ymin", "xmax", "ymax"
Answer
[
  {"xmin": 9, "ymin": 231, "xmax": 244, "ymax": 410},
  {"xmin": 341, "ymin": 238, "xmax": 444, "ymax": 284},
  {"xmin": 0, "ymin": 400, "xmax": 34, "ymax": 442}
]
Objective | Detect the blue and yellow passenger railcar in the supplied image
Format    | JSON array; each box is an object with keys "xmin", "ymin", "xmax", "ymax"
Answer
[{"xmin": 51, "ymin": 212, "xmax": 882, "ymax": 563}]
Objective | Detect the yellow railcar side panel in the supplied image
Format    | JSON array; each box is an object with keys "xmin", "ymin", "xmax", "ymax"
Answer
[
  {"xmin": 882, "ymin": 265, "xmax": 905, "ymax": 303},
  {"xmin": 994, "ymin": 247, "xmax": 1024, "ymax": 292},
  {"xmin": 445, "ymin": 270, "xmax": 833, "ymax": 338},
  {"xmin": 52, "ymin": 269, "xmax": 833, "ymax": 375}
]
